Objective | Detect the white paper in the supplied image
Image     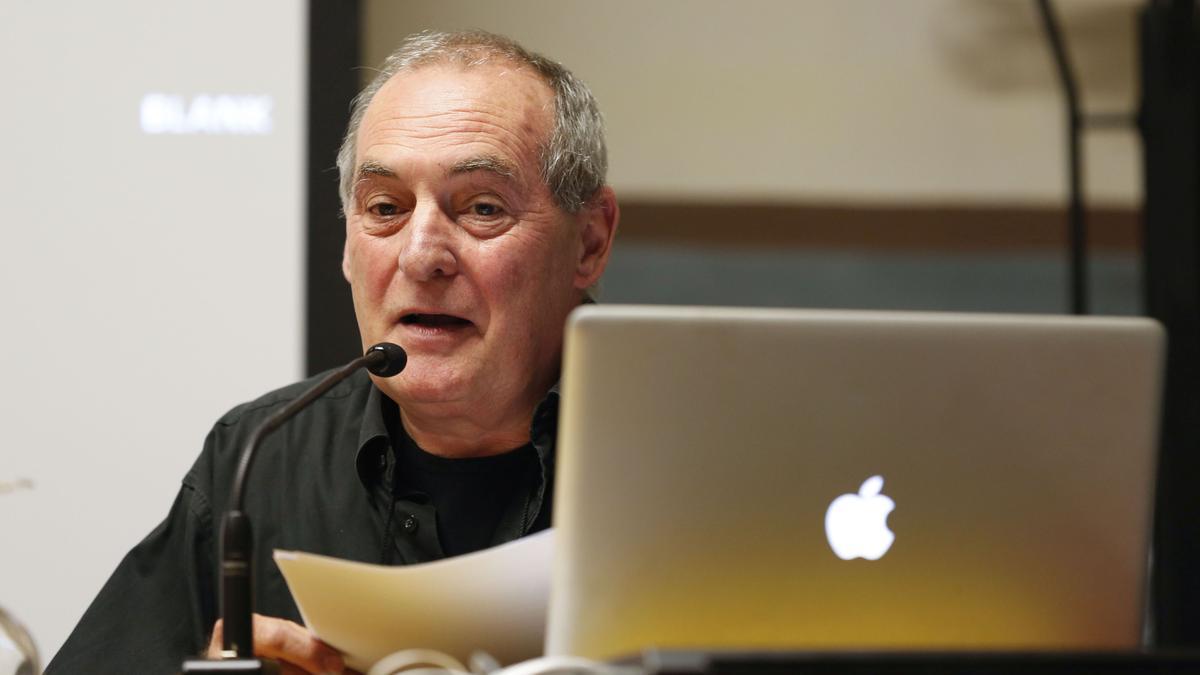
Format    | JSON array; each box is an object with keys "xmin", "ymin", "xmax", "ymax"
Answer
[{"xmin": 273, "ymin": 529, "xmax": 554, "ymax": 672}]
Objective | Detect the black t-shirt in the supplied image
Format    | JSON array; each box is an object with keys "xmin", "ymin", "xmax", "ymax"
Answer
[{"xmin": 392, "ymin": 433, "xmax": 540, "ymax": 557}]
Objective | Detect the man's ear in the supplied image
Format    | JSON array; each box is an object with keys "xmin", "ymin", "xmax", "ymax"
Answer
[
  {"xmin": 342, "ymin": 238, "xmax": 352, "ymax": 283},
  {"xmin": 574, "ymin": 186, "xmax": 619, "ymax": 289}
]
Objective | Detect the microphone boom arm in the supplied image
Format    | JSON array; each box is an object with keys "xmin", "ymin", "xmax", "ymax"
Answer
[{"xmin": 216, "ymin": 343, "xmax": 406, "ymax": 661}]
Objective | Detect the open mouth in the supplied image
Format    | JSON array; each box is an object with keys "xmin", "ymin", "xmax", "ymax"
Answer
[{"xmin": 399, "ymin": 313, "xmax": 473, "ymax": 329}]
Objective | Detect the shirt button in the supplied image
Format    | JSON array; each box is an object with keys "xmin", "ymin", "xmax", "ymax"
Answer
[
  {"xmin": 402, "ymin": 515, "xmax": 419, "ymax": 534},
  {"xmin": 377, "ymin": 452, "xmax": 387, "ymax": 470}
]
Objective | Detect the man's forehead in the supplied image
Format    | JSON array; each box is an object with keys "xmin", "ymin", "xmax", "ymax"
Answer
[
  {"xmin": 365, "ymin": 62, "xmax": 553, "ymax": 131},
  {"xmin": 353, "ymin": 64, "xmax": 552, "ymax": 189},
  {"xmin": 355, "ymin": 154, "xmax": 518, "ymax": 182}
]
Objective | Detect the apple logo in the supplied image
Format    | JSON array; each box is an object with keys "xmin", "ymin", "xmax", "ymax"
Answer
[{"xmin": 824, "ymin": 475, "xmax": 895, "ymax": 561}]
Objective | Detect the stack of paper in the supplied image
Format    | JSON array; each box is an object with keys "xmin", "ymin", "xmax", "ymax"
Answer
[{"xmin": 274, "ymin": 529, "xmax": 554, "ymax": 672}]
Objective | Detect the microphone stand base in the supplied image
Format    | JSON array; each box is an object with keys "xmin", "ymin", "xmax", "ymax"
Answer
[{"xmin": 181, "ymin": 656, "xmax": 281, "ymax": 673}]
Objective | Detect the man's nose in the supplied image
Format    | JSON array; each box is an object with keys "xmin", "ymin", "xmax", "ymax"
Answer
[{"xmin": 397, "ymin": 202, "xmax": 459, "ymax": 281}]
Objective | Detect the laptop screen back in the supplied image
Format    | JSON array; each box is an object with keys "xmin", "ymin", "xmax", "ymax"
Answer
[{"xmin": 546, "ymin": 306, "xmax": 1162, "ymax": 660}]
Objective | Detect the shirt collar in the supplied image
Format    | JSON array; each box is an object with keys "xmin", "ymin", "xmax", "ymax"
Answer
[
  {"xmin": 529, "ymin": 381, "xmax": 560, "ymax": 465},
  {"xmin": 354, "ymin": 383, "xmax": 392, "ymax": 489},
  {"xmin": 354, "ymin": 380, "xmax": 561, "ymax": 490}
]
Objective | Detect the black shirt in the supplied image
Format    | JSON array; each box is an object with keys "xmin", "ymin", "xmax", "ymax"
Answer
[
  {"xmin": 46, "ymin": 369, "xmax": 559, "ymax": 674},
  {"xmin": 391, "ymin": 427, "xmax": 541, "ymax": 558}
]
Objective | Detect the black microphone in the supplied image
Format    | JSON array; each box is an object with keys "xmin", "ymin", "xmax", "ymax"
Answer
[
  {"xmin": 364, "ymin": 342, "xmax": 407, "ymax": 377},
  {"xmin": 183, "ymin": 342, "xmax": 406, "ymax": 673}
]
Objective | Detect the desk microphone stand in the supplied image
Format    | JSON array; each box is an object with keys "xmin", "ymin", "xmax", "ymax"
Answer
[{"xmin": 182, "ymin": 344, "xmax": 406, "ymax": 673}]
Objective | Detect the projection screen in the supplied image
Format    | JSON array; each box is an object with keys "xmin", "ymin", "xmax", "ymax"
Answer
[{"xmin": 0, "ymin": 0, "xmax": 305, "ymax": 660}]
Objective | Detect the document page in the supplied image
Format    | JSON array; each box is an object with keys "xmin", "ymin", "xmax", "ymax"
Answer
[{"xmin": 274, "ymin": 528, "xmax": 554, "ymax": 671}]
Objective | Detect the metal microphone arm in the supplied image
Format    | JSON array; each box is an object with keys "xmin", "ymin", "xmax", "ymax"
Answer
[{"xmin": 183, "ymin": 343, "xmax": 406, "ymax": 673}]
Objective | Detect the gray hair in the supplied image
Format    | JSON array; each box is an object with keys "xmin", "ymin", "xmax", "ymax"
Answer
[{"xmin": 337, "ymin": 30, "xmax": 607, "ymax": 214}]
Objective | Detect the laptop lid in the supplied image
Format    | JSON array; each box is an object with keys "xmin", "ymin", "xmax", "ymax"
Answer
[{"xmin": 546, "ymin": 305, "xmax": 1163, "ymax": 659}]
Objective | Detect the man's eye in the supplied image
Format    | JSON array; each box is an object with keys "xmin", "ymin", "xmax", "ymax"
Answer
[
  {"xmin": 472, "ymin": 202, "xmax": 501, "ymax": 217},
  {"xmin": 369, "ymin": 202, "xmax": 400, "ymax": 217}
]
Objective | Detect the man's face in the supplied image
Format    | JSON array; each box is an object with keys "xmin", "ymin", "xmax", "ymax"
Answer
[{"xmin": 343, "ymin": 63, "xmax": 610, "ymax": 436}]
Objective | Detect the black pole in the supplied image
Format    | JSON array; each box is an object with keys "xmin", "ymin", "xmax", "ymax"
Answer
[
  {"xmin": 1140, "ymin": 0, "xmax": 1200, "ymax": 648},
  {"xmin": 1036, "ymin": 0, "xmax": 1090, "ymax": 315}
]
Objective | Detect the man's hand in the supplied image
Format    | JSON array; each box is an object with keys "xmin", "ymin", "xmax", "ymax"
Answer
[{"xmin": 208, "ymin": 614, "xmax": 347, "ymax": 674}]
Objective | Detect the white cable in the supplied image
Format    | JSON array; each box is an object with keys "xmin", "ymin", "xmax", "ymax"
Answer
[
  {"xmin": 367, "ymin": 648, "xmax": 470, "ymax": 675},
  {"xmin": 467, "ymin": 651, "xmax": 502, "ymax": 674},
  {"xmin": 368, "ymin": 649, "xmax": 618, "ymax": 675},
  {"xmin": 492, "ymin": 655, "xmax": 617, "ymax": 675}
]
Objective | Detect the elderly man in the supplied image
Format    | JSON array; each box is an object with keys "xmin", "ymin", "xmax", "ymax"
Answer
[{"xmin": 48, "ymin": 30, "xmax": 618, "ymax": 674}]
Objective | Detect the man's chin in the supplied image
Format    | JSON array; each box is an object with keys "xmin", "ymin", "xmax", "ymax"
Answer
[{"xmin": 371, "ymin": 361, "xmax": 474, "ymax": 408}]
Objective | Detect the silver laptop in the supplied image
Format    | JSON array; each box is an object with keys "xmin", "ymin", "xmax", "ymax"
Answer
[{"xmin": 545, "ymin": 305, "xmax": 1163, "ymax": 660}]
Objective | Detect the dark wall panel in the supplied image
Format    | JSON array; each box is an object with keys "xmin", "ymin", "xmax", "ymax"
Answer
[{"xmin": 306, "ymin": 0, "xmax": 363, "ymax": 375}]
